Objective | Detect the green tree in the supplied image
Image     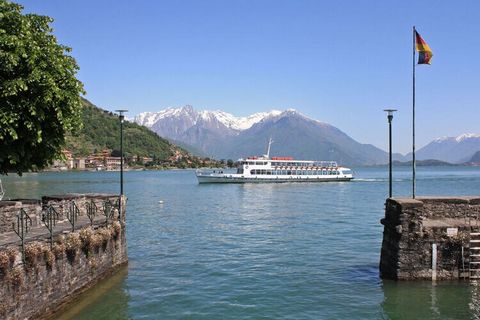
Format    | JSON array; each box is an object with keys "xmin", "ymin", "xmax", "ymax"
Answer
[{"xmin": 0, "ymin": 1, "xmax": 84, "ymax": 174}]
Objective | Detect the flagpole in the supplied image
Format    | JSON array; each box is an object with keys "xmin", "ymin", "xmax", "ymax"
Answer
[{"xmin": 412, "ymin": 26, "xmax": 416, "ymax": 199}]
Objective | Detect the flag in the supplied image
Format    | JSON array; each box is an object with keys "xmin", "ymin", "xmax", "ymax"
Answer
[{"xmin": 415, "ymin": 31, "xmax": 433, "ymax": 64}]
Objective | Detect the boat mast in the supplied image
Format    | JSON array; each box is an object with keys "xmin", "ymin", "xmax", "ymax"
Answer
[{"xmin": 266, "ymin": 137, "xmax": 273, "ymax": 159}]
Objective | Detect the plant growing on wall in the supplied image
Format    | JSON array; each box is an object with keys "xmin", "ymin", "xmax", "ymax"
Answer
[{"xmin": 0, "ymin": 1, "xmax": 84, "ymax": 175}]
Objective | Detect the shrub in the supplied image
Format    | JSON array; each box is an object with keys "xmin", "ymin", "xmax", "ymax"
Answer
[
  {"xmin": 79, "ymin": 227, "xmax": 94, "ymax": 251},
  {"xmin": 90, "ymin": 233, "xmax": 103, "ymax": 252},
  {"xmin": 0, "ymin": 248, "xmax": 19, "ymax": 274},
  {"xmin": 98, "ymin": 227, "xmax": 112, "ymax": 245},
  {"xmin": 0, "ymin": 251, "xmax": 10, "ymax": 272},
  {"xmin": 112, "ymin": 221, "xmax": 122, "ymax": 239},
  {"xmin": 7, "ymin": 268, "xmax": 23, "ymax": 288},
  {"xmin": 6, "ymin": 248, "xmax": 17, "ymax": 265},
  {"xmin": 65, "ymin": 233, "xmax": 81, "ymax": 262},
  {"xmin": 52, "ymin": 243, "xmax": 66, "ymax": 259},
  {"xmin": 43, "ymin": 247, "xmax": 55, "ymax": 270},
  {"xmin": 24, "ymin": 242, "xmax": 43, "ymax": 269}
]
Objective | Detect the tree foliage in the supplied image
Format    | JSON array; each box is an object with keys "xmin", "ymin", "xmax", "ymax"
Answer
[{"xmin": 0, "ymin": 1, "xmax": 84, "ymax": 174}]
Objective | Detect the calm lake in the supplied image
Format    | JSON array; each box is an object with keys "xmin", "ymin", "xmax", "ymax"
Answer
[{"xmin": 2, "ymin": 166, "xmax": 480, "ymax": 319}]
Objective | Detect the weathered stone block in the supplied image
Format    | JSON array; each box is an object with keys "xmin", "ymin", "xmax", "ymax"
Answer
[{"xmin": 380, "ymin": 196, "xmax": 480, "ymax": 280}]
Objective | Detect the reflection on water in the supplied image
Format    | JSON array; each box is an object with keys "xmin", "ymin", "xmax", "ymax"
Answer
[
  {"xmin": 381, "ymin": 280, "xmax": 475, "ymax": 319},
  {"xmin": 53, "ymin": 266, "xmax": 129, "ymax": 320},
  {"xmin": 469, "ymin": 282, "xmax": 480, "ymax": 320}
]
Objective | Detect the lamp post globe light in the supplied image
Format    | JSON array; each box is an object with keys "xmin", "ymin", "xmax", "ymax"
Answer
[
  {"xmin": 115, "ymin": 109, "xmax": 128, "ymax": 219},
  {"xmin": 383, "ymin": 109, "xmax": 397, "ymax": 198}
]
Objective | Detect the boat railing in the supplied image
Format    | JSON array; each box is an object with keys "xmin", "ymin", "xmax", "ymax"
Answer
[
  {"xmin": 196, "ymin": 169, "xmax": 226, "ymax": 176},
  {"xmin": 312, "ymin": 161, "xmax": 338, "ymax": 167}
]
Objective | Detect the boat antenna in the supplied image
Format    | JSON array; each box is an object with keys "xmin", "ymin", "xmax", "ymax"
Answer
[{"xmin": 266, "ymin": 137, "xmax": 274, "ymax": 159}]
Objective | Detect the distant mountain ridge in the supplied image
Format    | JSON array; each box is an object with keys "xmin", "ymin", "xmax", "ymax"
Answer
[
  {"xmin": 134, "ymin": 105, "xmax": 480, "ymax": 166},
  {"xmin": 468, "ymin": 150, "xmax": 480, "ymax": 163},
  {"xmin": 408, "ymin": 133, "xmax": 480, "ymax": 163},
  {"xmin": 134, "ymin": 106, "xmax": 392, "ymax": 166}
]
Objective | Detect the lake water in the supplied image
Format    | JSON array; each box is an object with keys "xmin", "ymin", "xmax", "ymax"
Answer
[{"xmin": 2, "ymin": 166, "xmax": 480, "ymax": 319}]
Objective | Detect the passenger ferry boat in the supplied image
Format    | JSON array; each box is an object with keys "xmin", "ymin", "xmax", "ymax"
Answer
[{"xmin": 196, "ymin": 139, "xmax": 353, "ymax": 183}]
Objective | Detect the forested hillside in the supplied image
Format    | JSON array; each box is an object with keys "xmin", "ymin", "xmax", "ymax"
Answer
[{"xmin": 65, "ymin": 99, "xmax": 177, "ymax": 160}]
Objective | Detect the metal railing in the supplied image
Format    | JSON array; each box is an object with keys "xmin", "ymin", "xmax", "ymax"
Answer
[
  {"xmin": 103, "ymin": 200, "xmax": 115, "ymax": 226},
  {"xmin": 42, "ymin": 205, "xmax": 60, "ymax": 249},
  {"xmin": 67, "ymin": 201, "xmax": 80, "ymax": 231},
  {"xmin": 86, "ymin": 200, "xmax": 98, "ymax": 226},
  {"xmin": 13, "ymin": 208, "xmax": 32, "ymax": 263}
]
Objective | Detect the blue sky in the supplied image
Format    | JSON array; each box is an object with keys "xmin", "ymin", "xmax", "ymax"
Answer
[{"xmin": 16, "ymin": 0, "xmax": 480, "ymax": 154}]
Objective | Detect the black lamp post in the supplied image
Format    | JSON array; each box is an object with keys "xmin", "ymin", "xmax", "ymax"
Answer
[
  {"xmin": 384, "ymin": 109, "xmax": 397, "ymax": 198},
  {"xmin": 115, "ymin": 109, "xmax": 128, "ymax": 219}
]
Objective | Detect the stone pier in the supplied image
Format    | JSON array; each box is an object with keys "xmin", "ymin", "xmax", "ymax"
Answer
[
  {"xmin": 0, "ymin": 194, "xmax": 128, "ymax": 319},
  {"xmin": 380, "ymin": 196, "xmax": 480, "ymax": 280}
]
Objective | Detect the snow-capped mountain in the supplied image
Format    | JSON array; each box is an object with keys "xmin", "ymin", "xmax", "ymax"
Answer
[
  {"xmin": 134, "ymin": 105, "xmax": 391, "ymax": 165},
  {"xmin": 135, "ymin": 105, "xmax": 282, "ymax": 132},
  {"xmin": 409, "ymin": 133, "xmax": 480, "ymax": 163}
]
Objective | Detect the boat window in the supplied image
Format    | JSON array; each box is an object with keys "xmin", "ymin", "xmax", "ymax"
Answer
[{"xmin": 237, "ymin": 168, "xmax": 244, "ymax": 174}]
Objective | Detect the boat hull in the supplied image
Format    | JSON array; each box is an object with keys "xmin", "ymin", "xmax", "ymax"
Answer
[{"xmin": 196, "ymin": 174, "xmax": 353, "ymax": 184}]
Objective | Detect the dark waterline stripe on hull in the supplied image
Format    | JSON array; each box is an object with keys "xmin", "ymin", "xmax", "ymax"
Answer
[{"xmin": 197, "ymin": 177, "xmax": 353, "ymax": 184}]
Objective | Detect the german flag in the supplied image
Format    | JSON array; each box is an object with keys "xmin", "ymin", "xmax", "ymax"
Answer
[{"xmin": 415, "ymin": 31, "xmax": 433, "ymax": 65}]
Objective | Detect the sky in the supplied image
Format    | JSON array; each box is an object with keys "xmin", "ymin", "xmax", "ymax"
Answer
[{"xmin": 15, "ymin": 0, "xmax": 480, "ymax": 154}]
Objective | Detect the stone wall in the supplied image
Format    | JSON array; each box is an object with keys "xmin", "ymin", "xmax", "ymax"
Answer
[
  {"xmin": 0, "ymin": 194, "xmax": 120, "ymax": 234},
  {"xmin": 380, "ymin": 196, "xmax": 480, "ymax": 280},
  {"xmin": 0, "ymin": 194, "xmax": 128, "ymax": 320},
  {"xmin": 0, "ymin": 200, "xmax": 42, "ymax": 233},
  {"xmin": 43, "ymin": 193, "xmax": 121, "ymax": 221}
]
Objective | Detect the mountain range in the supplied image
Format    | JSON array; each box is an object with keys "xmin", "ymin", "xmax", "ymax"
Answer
[
  {"xmin": 407, "ymin": 134, "xmax": 480, "ymax": 163},
  {"xmin": 66, "ymin": 100, "xmax": 218, "ymax": 168},
  {"xmin": 134, "ymin": 106, "xmax": 480, "ymax": 166},
  {"xmin": 134, "ymin": 106, "xmax": 392, "ymax": 166}
]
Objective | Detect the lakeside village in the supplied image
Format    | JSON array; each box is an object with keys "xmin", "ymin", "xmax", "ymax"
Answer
[
  {"xmin": 49, "ymin": 149, "xmax": 222, "ymax": 171},
  {"xmin": 50, "ymin": 148, "xmax": 480, "ymax": 172}
]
